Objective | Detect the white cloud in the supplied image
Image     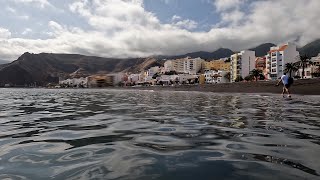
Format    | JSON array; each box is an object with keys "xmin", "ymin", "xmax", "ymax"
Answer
[
  {"xmin": 0, "ymin": 28, "xmax": 11, "ymax": 39},
  {"xmin": 171, "ymin": 15, "xmax": 181, "ymax": 21},
  {"xmin": 5, "ymin": 6, "xmax": 30, "ymax": 20},
  {"xmin": 22, "ymin": 28, "xmax": 32, "ymax": 35},
  {"xmin": 48, "ymin": 21, "xmax": 64, "ymax": 34},
  {"xmin": 69, "ymin": 0, "xmax": 160, "ymax": 31},
  {"xmin": 0, "ymin": 0, "xmax": 320, "ymax": 60},
  {"xmin": 16, "ymin": 15, "xmax": 30, "ymax": 20},
  {"xmin": 171, "ymin": 15, "xmax": 198, "ymax": 30},
  {"xmin": 6, "ymin": 7, "xmax": 16, "ymax": 13},
  {"xmin": 14, "ymin": 0, "xmax": 53, "ymax": 8},
  {"xmin": 220, "ymin": 9, "xmax": 245, "ymax": 26},
  {"xmin": 173, "ymin": 19, "xmax": 198, "ymax": 30},
  {"xmin": 214, "ymin": 0, "xmax": 245, "ymax": 12}
]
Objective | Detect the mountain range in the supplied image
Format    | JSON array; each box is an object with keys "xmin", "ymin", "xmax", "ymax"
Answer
[
  {"xmin": 298, "ymin": 39, "xmax": 320, "ymax": 57},
  {"xmin": 157, "ymin": 48, "xmax": 235, "ymax": 60},
  {"xmin": 0, "ymin": 40, "xmax": 319, "ymax": 86},
  {"xmin": 0, "ymin": 53, "xmax": 162, "ymax": 86}
]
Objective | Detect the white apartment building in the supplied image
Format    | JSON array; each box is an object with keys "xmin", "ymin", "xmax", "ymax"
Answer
[
  {"xmin": 107, "ymin": 73, "xmax": 126, "ymax": 86},
  {"xmin": 159, "ymin": 75, "xmax": 180, "ymax": 85},
  {"xmin": 128, "ymin": 73, "xmax": 141, "ymax": 84},
  {"xmin": 164, "ymin": 60, "xmax": 175, "ymax": 72},
  {"xmin": 265, "ymin": 42, "xmax": 299, "ymax": 80},
  {"xmin": 230, "ymin": 50, "xmax": 256, "ymax": 82},
  {"xmin": 172, "ymin": 58, "xmax": 185, "ymax": 73},
  {"xmin": 147, "ymin": 66, "xmax": 161, "ymax": 77},
  {"xmin": 203, "ymin": 70, "xmax": 228, "ymax": 84},
  {"xmin": 166, "ymin": 57, "xmax": 204, "ymax": 74},
  {"xmin": 183, "ymin": 57, "xmax": 204, "ymax": 74},
  {"xmin": 59, "ymin": 77, "xmax": 88, "ymax": 87},
  {"xmin": 178, "ymin": 74, "xmax": 199, "ymax": 84}
]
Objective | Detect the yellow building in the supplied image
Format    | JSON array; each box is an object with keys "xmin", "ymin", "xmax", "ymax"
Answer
[
  {"xmin": 203, "ymin": 59, "xmax": 230, "ymax": 72},
  {"xmin": 199, "ymin": 74, "xmax": 206, "ymax": 84}
]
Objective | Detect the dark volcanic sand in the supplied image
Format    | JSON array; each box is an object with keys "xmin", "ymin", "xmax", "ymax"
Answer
[{"xmin": 122, "ymin": 78, "xmax": 320, "ymax": 95}]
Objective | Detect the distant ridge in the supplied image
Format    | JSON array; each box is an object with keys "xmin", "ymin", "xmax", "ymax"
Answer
[
  {"xmin": 156, "ymin": 48, "xmax": 234, "ymax": 60},
  {"xmin": 298, "ymin": 39, "xmax": 320, "ymax": 57},
  {"xmin": 0, "ymin": 52, "xmax": 161, "ymax": 86},
  {"xmin": 249, "ymin": 43, "xmax": 276, "ymax": 57}
]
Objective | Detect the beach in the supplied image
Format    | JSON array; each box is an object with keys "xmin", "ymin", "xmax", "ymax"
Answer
[{"xmin": 122, "ymin": 78, "xmax": 320, "ymax": 95}]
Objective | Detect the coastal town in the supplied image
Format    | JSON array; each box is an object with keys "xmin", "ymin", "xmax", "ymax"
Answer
[{"xmin": 57, "ymin": 42, "xmax": 320, "ymax": 88}]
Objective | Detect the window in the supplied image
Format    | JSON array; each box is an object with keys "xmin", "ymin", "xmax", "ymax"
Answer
[
  {"xmin": 306, "ymin": 71, "xmax": 311, "ymax": 76},
  {"xmin": 272, "ymin": 63, "xmax": 277, "ymax": 67},
  {"xmin": 272, "ymin": 68, "xmax": 277, "ymax": 72}
]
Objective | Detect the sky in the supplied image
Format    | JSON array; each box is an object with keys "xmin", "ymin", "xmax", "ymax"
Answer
[{"xmin": 0, "ymin": 0, "xmax": 319, "ymax": 60}]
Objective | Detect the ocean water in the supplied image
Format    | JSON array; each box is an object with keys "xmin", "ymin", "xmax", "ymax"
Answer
[{"xmin": 0, "ymin": 89, "xmax": 319, "ymax": 180}]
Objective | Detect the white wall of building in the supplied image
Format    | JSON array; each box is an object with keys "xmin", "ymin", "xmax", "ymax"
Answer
[
  {"xmin": 59, "ymin": 77, "xmax": 88, "ymax": 87},
  {"xmin": 159, "ymin": 75, "xmax": 179, "ymax": 84},
  {"xmin": 128, "ymin": 74, "xmax": 140, "ymax": 83},
  {"xmin": 147, "ymin": 66, "xmax": 161, "ymax": 77},
  {"xmin": 108, "ymin": 73, "xmax": 126, "ymax": 85},
  {"xmin": 177, "ymin": 74, "xmax": 198, "ymax": 83},
  {"xmin": 164, "ymin": 60, "xmax": 174, "ymax": 72},
  {"xmin": 167, "ymin": 57, "xmax": 204, "ymax": 74},
  {"xmin": 230, "ymin": 50, "xmax": 256, "ymax": 82},
  {"xmin": 240, "ymin": 50, "xmax": 256, "ymax": 78},
  {"xmin": 183, "ymin": 57, "xmax": 204, "ymax": 74},
  {"xmin": 267, "ymin": 42, "xmax": 299, "ymax": 80},
  {"xmin": 204, "ymin": 70, "xmax": 228, "ymax": 84}
]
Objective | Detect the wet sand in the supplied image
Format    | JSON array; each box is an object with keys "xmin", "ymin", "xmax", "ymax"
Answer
[{"xmin": 122, "ymin": 78, "xmax": 320, "ymax": 95}]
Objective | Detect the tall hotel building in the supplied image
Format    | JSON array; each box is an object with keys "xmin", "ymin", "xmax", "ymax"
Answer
[
  {"xmin": 230, "ymin": 50, "xmax": 256, "ymax": 82},
  {"xmin": 265, "ymin": 42, "xmax": 299, "ymax": 80},
  {"xmin": 164, "ymin": 57, "xmax": 204, "ymax": 74}
]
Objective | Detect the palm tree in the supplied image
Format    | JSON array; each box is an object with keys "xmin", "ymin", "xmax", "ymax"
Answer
[
  {"xmin": 284, "ymin": 62, "xmax": 298, "ymax": 77},
  {"xmin": 250, "ymin": 69, "xmax": 263, "ymax": 81},
  {"xmin": 296, "ymin": 54, "xmax": 313, "ymax": 78}
]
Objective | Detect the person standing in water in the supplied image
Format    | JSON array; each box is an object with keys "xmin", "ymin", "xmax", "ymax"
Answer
[{"xmin": 276, "ymin": 73, "xmax": 292, "ymax": 98}]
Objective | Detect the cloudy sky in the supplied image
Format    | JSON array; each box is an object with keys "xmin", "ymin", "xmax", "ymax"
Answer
[{"xmin": 0, "ymin": 0, "xmax": 319, "ymax": 60}]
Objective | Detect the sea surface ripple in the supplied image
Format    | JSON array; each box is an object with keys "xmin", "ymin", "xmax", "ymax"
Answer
[{"xmin": 0, "ymin": 89, "xmax": 319, "ymax": 180}]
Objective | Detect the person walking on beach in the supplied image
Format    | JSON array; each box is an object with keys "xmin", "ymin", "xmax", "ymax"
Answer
[{"xmin": 276, "ymin": 73, "xmax": 291, "ymax": 98}]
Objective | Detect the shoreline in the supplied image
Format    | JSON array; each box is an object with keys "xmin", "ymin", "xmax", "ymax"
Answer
[
  {"xmin": 118, "ymin": 78, "xmax": 320, "ymax": 95},
  {"xmin": 1, "ymin": 78, "xmax": 319, "ymax": 96}
]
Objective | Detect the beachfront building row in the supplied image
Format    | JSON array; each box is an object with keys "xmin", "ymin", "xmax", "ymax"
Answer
[
  {"xmin": 59, "ymin": 73, "xmax": 126, "ymax": 88},
  {"xmin": 230, "ymin": 50, "xmax": 256, "ymax": 82},
  {"xmin": 59, "ymin": 42, "xmax": 318, "ymax": 88}
]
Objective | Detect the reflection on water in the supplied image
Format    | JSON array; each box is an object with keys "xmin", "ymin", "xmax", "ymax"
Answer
[{"xmin": 0, "ymin": 89, "xmax": 319, "ymax": 180}]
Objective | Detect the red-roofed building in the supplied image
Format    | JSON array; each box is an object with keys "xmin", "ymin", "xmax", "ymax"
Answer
[{"xmin": 265, "ymin": 42, "xmax": 299, "ymax": 80}]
